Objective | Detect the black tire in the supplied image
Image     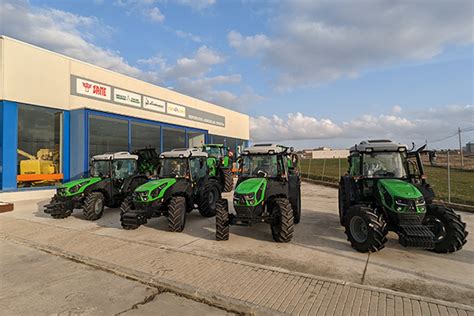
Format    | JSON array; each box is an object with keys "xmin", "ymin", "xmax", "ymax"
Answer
[
  {"xmin": 216, "ymin": 199, "xmax": 230, "ymax": 241},
  {"xmin": 344, "ymin": 205, "xmax": 387, "ymax": 253},
  {"xmin": 168, "ymin": 196, "xmax": 186, "ymax": 232},
  {"xmin": 338, "ymin": 181, "xmax": 350, "ymax": 226},
  {"xmin": 222, "ymin": 168, "xmax": 234, "ymax": 192},
  {"xmin": 292, "ymin": 187, "xmax": 301, "ymax": 224},
  {"xmin": 45, "ymin": 194, "xmax": 73, "ymax": 219},
  {"xmin": 424, "ymin": 204, "xmax": 468, "ymax": 253},
  {"xmin": 271, "ymin": 198, "xmax": 295, "ymax": 242},
  {"xmin": 83, "ymin": 192, "xmax": 105, "ymax": 221},
  {"xmin": 106, "ymin": 200, "xmax": 122, "ymax": 208},
  {"xmin": 198, "ymin": 179, "xmax": 220, "ymax": 217},
  {"xmin": 120, "ymin": 197, "xmax": 140, "ymax": 230}
]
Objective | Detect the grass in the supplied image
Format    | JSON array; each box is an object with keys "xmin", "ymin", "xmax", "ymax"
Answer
[{"xmin": 299, "ymin": 158, "xmax": 474, "ymax": 206}]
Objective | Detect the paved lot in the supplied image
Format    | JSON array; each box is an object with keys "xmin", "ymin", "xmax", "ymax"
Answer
[
  {"xmin": 0, "ymin": 182, "xmax": 473, "ymax": 314},
  {"xmin": 0, "ymin": 239, "xmax": 230, "ymax": 315}
]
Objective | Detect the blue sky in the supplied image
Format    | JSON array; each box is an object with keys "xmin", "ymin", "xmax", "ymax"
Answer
[{"xmin": 1, "ymin": 0, "xmax": 473, "ymax": 149}]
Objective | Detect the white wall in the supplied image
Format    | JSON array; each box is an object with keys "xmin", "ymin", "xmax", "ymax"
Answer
[{"xmin": 311, "ymin": 150, "xmax": 349, "ymax": 159}]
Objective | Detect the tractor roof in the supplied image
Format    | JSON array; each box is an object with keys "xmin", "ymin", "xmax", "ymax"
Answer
[
  {"xmin": 161, "ymin": 148, "xmax": 208, "ymax": 158},
  {"xmin": 350, "ymin": 140, "xmax": 407, "ymax": 153},
  {"xmin": 92, "ymin": 152, "xmax": 138, "ymax": 161},
  {"xmin": 203, "ymin": 144, "xmax": 224, "ymax": 147},
  {"xmin": 243, "ymin": 144, "xmax": 288, "ymax": 155}
]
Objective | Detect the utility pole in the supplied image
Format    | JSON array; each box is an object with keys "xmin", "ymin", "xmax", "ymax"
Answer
[{"xmin": 458, "ymin": 127, "xmax": 464, "ymax": 168}]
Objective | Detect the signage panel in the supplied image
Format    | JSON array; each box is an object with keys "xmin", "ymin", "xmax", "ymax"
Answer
[
  {"xmin": 167, "ymin": 102, "xmax": 186, "ymax": 117},
  {"xmin": 114, "ymin": 88, "xmax": 141, "ymax": 107},
  {"xmin": 75, "ymin": 78, "xmax": 111, "ymax": 100},
  {"xmin": 143, "ymin": 96, "xmax": 165, "ymax": 113}
]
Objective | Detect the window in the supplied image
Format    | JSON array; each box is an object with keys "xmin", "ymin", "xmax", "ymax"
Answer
[
  {"xmin": 160, "ymin": 158, "xmax": 188, "ymax": 178},
  {"xmin": 162, "ymin": 127, "xmax": 185, "ymax": 152},
  {"xmin": 112, "ymin": 159, "xmax": 137, "ymax": 179},
  {"xmin": 211, "ymin": 135, "xmax": 226, "ymax": 146},
  {"xmin": 89, "ymin": 115, "xmax": 128, "ymax": 158},
  {"xmin": 362, "ymin": 152, "xmax": 408, "ymax": 178},
  {"xmin": 241, "ymin": 155, "xmax": 279, "ymax": 178},
  {"xmin": 17, "ymin": 105, "xmax": 63, "ymax": 187},
  {"xmin": 131, "ymin": 122, "xmax": 161, "ymax": 153},
  {"xmin": 189, "ymin": 157, "xmax": 207, "ymax": 179},
  {"xmin": 188, "ymin": 131, "xmax": 205, "ymax": 148}
]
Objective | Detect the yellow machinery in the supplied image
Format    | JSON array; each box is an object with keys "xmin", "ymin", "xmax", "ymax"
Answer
[{"xmin": 17, "ymin": 149, "xmax": 62, "ymax": 186}]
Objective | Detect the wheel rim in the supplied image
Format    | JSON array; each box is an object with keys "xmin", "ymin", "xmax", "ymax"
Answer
[
  {"xmin": 209, "ymin": 188, "xmax": 217, "ymax": 209},
  {"xmin": 424, "ymin": 216, "xmax": 446, "ymax": 241},
  {"xmin": 350, "ymin": 216, "xmax": 368, "ymax": 243},
  {"xmin": 94, "ymin": 199, "xmax": 103, "ymax": 214}
]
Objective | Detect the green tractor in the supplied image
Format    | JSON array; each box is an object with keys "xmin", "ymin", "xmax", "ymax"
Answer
[
  {"xmin": 44, "ymin": 152, "xmax": 148, "ymax": 220},
  {"xmin": 120, "ymin": 148, "xmax": 222, "ymax": 231},
  {"xmin": 339, "ymin": 140, "xmax": 468, "ymax": 253},
  {"xmin": 215, "ymin": 144, "xmax": 301, "ymax": 242},
  {"xmin": 132, "ymin": 147, "xmax": 160, "ymax": 176},
  {"xmin": 199, "ymin": 144, "xmax": 234, "ymax": 192}
]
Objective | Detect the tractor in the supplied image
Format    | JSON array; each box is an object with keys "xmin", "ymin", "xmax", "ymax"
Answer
[
  {"xmin": 44, "ymin": 152, "xmax": 148, "ymax": 220},
  {"xmin": 132, "ymin": 147, "xmax": 160, "ymax": 176},
  {"xmin": 339, "ymin": 140, "xmax": 468, "ymax": 253},
  {"xmin": 120, "ymin": 148, "xmax": 221, "ymax": 231},
  {"xmin": 199, "ymin": 144, "xmax": 234, "ymax": 192},
  {"xmin": 215, "ymin": 144, "xmax": 301, "ymax": 242}
]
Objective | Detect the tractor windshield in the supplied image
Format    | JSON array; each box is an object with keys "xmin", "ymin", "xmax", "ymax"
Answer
[
  {"xmin": 160, "ymin": 158, "xmax": 188, "ymax": 178},
  {"xmin": 241, "ymin": 155, "xmax": 279, "ymax": 178},
  {"xmin": 112, "ymin": 159, "xmax": 137, "ymax": 179},
  {"xmin": 203, "ymin": 146, "xmax": 223, "ymax": 159},
  {"xmin": 90, "ymin": 160, "xmax": 111, "ymax": 177},
  {"xmin": 362, "ymin": 152, "xmax": 408, "ymax": 178}
]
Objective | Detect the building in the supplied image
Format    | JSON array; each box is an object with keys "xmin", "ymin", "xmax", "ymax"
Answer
[
  {"xmin": 310, "ymin": 148, "xmax": 349, "ymax": 159},
  {"xmin": 466, "ymin": 142, "xmax": 474, "ymax": 154},
  {"xmin": 0, "ymin": 36, "xmax": 249, "ymax": 193}
]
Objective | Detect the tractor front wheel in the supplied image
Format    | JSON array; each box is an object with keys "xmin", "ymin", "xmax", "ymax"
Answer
[
  {"xmin": 215, "ymin": 199, "xmax": 229, "ymax": 241},
  {"xmin": 345, "ymin": 205, "xmax": 387, "ymax": 253},
  {"xmin": 222, "ymin": 168, "xmax": 234, "ymax": 192},
  {"xmin": 424, "ymin": 205, "xmax": 468, "ymax": 253},
  {"xmin": 168, "ymin": 196, "xmax": 186, "ymax": 232},
  {"xmin": 271, "ymin": 198, "xmax": 295, "ymax": 242},
  {"xmin": 198, "ymin": 180, "xmax": 220, "ymax": 217},
  {"xmin": 83, "ymin": 192, "xmax": 105, "ymax": 221}
]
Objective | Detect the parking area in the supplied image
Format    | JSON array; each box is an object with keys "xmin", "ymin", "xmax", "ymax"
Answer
[{"xmin": 1, "ymin": 181, "xmax": 473, "ymax": 309}]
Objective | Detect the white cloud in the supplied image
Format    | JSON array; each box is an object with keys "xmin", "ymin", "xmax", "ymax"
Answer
[
  {"xmin": 229, "ymin": 0, "xmax": 474, "ymax": 89},
  {"xmin": 250, "ymin": 105, "xmax": 474, "ymax": 144},
  {"xmin": 177, "ymin": 0, "xmax": 216, "ymax": 10},
  {"xmin": 146, "ymin": 7, "xmax": 165, "ymax": 23},
  {"xmin": 175, "ymin": 30, "xmax": 202, "ymax": 43}
]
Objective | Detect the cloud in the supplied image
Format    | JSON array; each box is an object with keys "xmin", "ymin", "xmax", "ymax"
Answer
[
  {"xmin": 229, "ymin": 0, "xmax": 474, "ymax": 89},
  {"xmin": 250, "ymin": 105, "xmax": 474, "ymax": 144},
  {"xmin": 162, "ymin": 46, "xmax": 225, "ymax": 78},
  {"xmin": 176, "ymin": 0, "xmax": 216, "ymax": 10},
  {"xmin": 175, "ymin": 30, "xmax": 202, "ymax": 43},
  {"xmin": 146, "ymin": 7, "xmax": 165, "ymax": 23}
]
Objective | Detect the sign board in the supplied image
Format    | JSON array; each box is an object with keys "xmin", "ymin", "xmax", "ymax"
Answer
[
  {"xmin": 167, "ymin": 102, "xmax": 186, "ymax": 117},
  {"xmin": 114, "ymin": 88, "xmax": 141, "ymax": 107},
  {"xmin": 75, "ymin": 78, "xmax": 111, "ymax": 101},
  {"xmin": 143, "ymin": 96, "xmax": 165, "ymax": 113}
]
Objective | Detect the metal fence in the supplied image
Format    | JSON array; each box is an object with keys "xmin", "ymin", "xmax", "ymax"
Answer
[{"xmin": 300, "ymin": 151, "xmax": 474, "ymax": 206}]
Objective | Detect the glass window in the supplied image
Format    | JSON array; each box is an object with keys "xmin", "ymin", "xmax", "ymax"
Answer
[
  {"xmin": 189, "ymin": 157, "xmax": 207, "ymax": 179},
  {"xmin": 241, "ymin": 155, "xmax": 279, "ymax": 178},
  {"xmin": 362, "ymin": 152, "xmax": 408, "ymax": 178},
  {"xmin": 160, "ymin": 158, "xmax": 188, "ymax": 178},
  {"xmin": 17, "ymin": 105, "xmax": 62, "ymax": 187},
  {"xmin": 91, "ymin": 160, "xmax": 111, "ymax": 177},
  {"xmin": 112, "ymin": 159, "xmax": 137, "ymax": 179},
  {"xmin": 162, "ymin": 127, "xmax": 185, "ymax": 152},
  {"xmin": 131, "ymin": 122, "xmax": 161, "ymax": 153},
  {"xmin": 211, "ymin": 135, "xmax": 226, "ymax": 146},
  {"xmin": 188, "ymin": 131, "xmax": 205, "ymax": 148},
  {"xmin": 350, "ymin": 156, "xmax": 360, "ymax": 176},
  {"xmin": 89, "ymin": 115, "xmax": 128, "ymax": 158}
]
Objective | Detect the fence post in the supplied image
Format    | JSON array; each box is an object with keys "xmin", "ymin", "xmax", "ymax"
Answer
[
  {"xmin": 447, "ymin": 151, "xmax": 451, "ymax": 203},
  {"xmin": 321, "ymin": 159, "xmax": 326, "ymax": 181},
  {"xmin": 307, "ymin": 157, "xmax": 312, "ymax": 180}
]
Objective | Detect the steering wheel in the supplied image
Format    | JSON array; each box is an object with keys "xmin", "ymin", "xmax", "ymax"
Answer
[
  {"xmin": 374, "ymin": 170, "xmax": 395, "ymax": 177},
  {"xmin": 256, "ymin": 169, "xmax": 268, "ymax": 178}
]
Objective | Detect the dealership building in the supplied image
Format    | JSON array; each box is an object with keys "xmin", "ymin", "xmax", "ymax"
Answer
[{"xmin": 0, "ymin": 36, "xmax": 250, "ymax": 193}]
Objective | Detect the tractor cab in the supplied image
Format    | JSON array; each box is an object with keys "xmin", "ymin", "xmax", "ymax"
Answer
[
  {"xmin": 198, "ymin": 144, "xmax": 234, "ymax": 192},
  {"xmin": 131, "ymin": 147, "xmax": 160, "ymax": 176}
]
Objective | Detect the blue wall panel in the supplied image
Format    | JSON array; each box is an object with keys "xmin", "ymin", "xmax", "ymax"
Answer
[
  {"xmin": 0, "ymin": 102, "xmax": 3, "ymax": 189},
  {"xmin": 1, "ymin": 101, "xmax": 18, "ymax": 191},
  {"xmin": 62, "ymin": 111, "xmax": 71, "ymax": 182},
  {"xmin": 69, "ymin": 109, "xmax": 86, "ymax": 180}
]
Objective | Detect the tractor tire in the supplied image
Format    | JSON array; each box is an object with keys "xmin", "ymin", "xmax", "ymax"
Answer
[
  {"xmin": 292, "ymin": 186, "xmax": 302, "ymax": 224},
  {"xmin": 120, "ymin": 197, "xmax": 141, "ymax": 230},
  {"xmin": 338, "ymin": 181, "xmax": 350, "ymax": 226},
  {"xmin": 83, "ymin": 192, "xmax": 105, "ymax": 221},
  {"xmin": 198, "ymin": 179, "xmax": 220, "ymax": 217},
  {"xmin": 345, "ymin": 205, "xmax": 387, "ymax": 253},
  {"xmin": 45, "ymin": 194, "xmax": 73, "ymax": 219},
  {"xmin": 424, "ymin": 204, "xmax": 468, "ymax": 253},
  {"xmin": 222, "ymin": 168, "xmax": 234, "ymax": 192},
  {"xmin": 168, "ymin": 196, "xmax": 186, "ymax": 232},
  {"xmin": 271, "ymin": 198, "xmax": 295, "ymax": 242},
  {"xmin": 215, "ymin": 199, "xmax": 229, "ymax": 241}
]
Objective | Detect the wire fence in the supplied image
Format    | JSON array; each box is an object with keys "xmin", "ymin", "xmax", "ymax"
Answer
[{"xmin": 300, "ymin": 151, "xmax": 474, "ymax": 206}]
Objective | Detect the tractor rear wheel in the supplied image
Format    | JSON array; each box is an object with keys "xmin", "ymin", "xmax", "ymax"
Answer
[
  {"xmin": 168, "ymin": 196, "xmax": 186, "ymax": 232},
  {"xmin": 198, "ymin": 179, "xmax": 220, "ymax": 217},
  {"xmin": 120, "ymin": 197, "xmax": 141, "ymax": 230},
  {"xmin": 222, "ymin": 168, "xmax": 234, "ymax": 192},
  {"xmin": 338, "ymin": 182, "xmax": 350, "ymax": 226},
  {"xmin": 83, "ymin": 192, "xmax": 105, "ymax": 221},
  {"xmin": 292, "ymin": 186, "xmax": 302, "ymax": 224},
  {"xmin": 424, "ymin": 204, "xmax": 468, "ymax": 253},
  {"xmin": 271, "ymin": 198, "xmax": 295, "ymax": 242},
  {"xmin": 345, "ymin": 205, "xmax": 387, "ymax": 253},
  {"xmin": 215, "ymin": 199, "xmax": 229, "ymax": 241}
]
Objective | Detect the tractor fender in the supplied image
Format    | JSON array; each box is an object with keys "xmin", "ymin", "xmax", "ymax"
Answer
[
  {"xmin": 84, "ymin": 180, "xmax": 112, "ymax": 203},
  {"xmin": 340, "ymin": 176, "xmax": 358, "ymax": 206},
  {"xmin": 122, "ymin": 175, "xmax": 148, "ymax": 194}
]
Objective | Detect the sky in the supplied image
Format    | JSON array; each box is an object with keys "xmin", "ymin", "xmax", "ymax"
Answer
[{"xmin": 0, "ymin": 0, "xmax": 473, "ymax": 149}]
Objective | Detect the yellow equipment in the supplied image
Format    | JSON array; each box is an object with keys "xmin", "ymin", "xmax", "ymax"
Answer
[{"xmin": 17, "ymin": 149, "xmax": 61, "ymax": 186}]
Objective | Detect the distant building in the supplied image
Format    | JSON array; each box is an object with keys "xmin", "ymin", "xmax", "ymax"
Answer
[
  {"xmin": 311, "ymin": 148, "xmax": 349, "ymax": 159},
  {"xmin": 466, "ymin": 142, "xmax": 474, "ymax": 154}
]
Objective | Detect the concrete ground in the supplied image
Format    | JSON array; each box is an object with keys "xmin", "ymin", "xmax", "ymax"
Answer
[
  {"xmin": 0, "ymin": 182, "xmax": 472, "ymax": 309},
  {"xmin": 0, "ymin": 239, "xmax": 231, "ymax": 315}
]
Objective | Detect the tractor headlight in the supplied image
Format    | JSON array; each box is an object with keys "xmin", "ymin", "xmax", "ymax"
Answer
[
  {"xmin": 416, "ymin": 197, "xmax": 426, "ymax": 206},
  {"xmin": 57, "ymin": 187, "xmax": 67, "ymax": 196},
  {"xmin": 244, "ymin": 193, "xmax": 256, "ymax": 204},
  {"xmin": 69, "ymin": 182, "xmax": 88, "ymax": 193},
  {"xmin": 395, "ymin": 198, "xmax": 409, "ymax": 206},
  {"xmin": 150, "ymin": 183, "xmax": 167, "ymax": 198}
]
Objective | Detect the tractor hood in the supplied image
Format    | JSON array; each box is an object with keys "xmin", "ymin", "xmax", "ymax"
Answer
[
  {"xmin": 58, "ymin": 177, "xmax": 102, "ymax": 196},
  {"xmin": 378, "ymin": 179, "xmax": 423, "ymax": 199},
  {"xmin": 235, "ymin": 178, "xmax": 267, "ymax": 195},
  {"xmin": 134, "ymin": 178, "xmax": 176, "ymax": 202}
]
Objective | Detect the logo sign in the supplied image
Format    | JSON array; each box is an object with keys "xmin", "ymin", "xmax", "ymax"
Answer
[
  {"xmin": 143, "ymin": 96, "xmax": 165, "ymax": 113},
  {"xmin": 167, "ymin": 102, "xmax": 186, "ymax": 117},
  {"xmin": 114, "ymin": 88, "xmax": 142, "ymax": 107},
  {"xmin": 76, "ymin": 78, "xmax": 111, "ymax": 100}
]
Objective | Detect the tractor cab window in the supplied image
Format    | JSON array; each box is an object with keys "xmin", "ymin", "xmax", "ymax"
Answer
[
  {"xmin": 113, "ymin": 159, "xmax": 137, "ymax": 179},
  {"xmin": 91, "ymin": 160, "xmax": 110, "ymax": 178},
  {"xmin": 160, "ymin": 158, "xmax": 188, "ymax": 178},
  {"xmin": 362, "ymin": 152, "xmax": 408, "ymax": 178},
  {"xmin": 203, "ymin": 146, "xmax": 222, "ymax": 159},
  {"xmin": 241, "ymin": 155, "xmax": 279, "ymax": 178},
  {"xmin": 189, "ymin": 157, "xmax": 207, "ymax": 180},
  {"xmin": 350, "ymin": 155, "xmax": 361, "ymax": 176}
]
